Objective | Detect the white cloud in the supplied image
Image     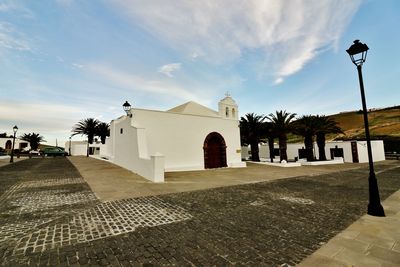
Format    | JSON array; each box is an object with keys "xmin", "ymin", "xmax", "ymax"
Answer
[
  {"xmin": 158, "ymin": 63, "xmax": 181, "ymax": 77},
  {"xmin": 86, "ymin": 64, "xmax": 203, "ymax": 103},
  {"xmin": 0, "ymin": 3, "xmax": 12, "ymax": 12},
  {"xmin": 0, "ymin": 22, "xmax": 31, "ymax": 51},
  {"xmin": 111, "ymin": 0, "xmax": 361, "ymax": 83},
  {"xmin": 72, "ymin": 63, "xmax": 84, "ymax": 69},
  {"xmin": 0, "ymin": 101, "xmax": 81, "ymax": 134},
  {"xmin": 274, "ymin": 77, "xmax": 284, "ymax": 85},
  {"xmin": 0, "ymin": 100, "xmax": 114, "ymax": 145}
]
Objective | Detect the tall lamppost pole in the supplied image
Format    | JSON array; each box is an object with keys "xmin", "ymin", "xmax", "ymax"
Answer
[
  {"xmin": 69, "ymin": 136, "xmax": 72, "ymax": 156},
  {"xmin": 9, "ymin": 125, "xmax": 18, "ymax": 163},
  {"xmin": 346, "ymin": 40, "xmax": 385, "ymax": 217}
]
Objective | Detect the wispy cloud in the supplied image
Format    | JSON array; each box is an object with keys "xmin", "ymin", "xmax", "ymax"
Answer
[
  {"xmin": 0, "ymin": 1, "xmax": 34, "ymax": 18},
  {"xmin": 111, "ymin": 0, "xmax": 361, "ymax": 83},
  {"xmin": 0, "ymin": 101, "xmax": 81, "ymax": 135},
  {"xmin": 0, "ymin": 22, "xmax": 31, "ymax": 52},
  {"xmin": 72, "ymin": 63, "xmax": 84, "ymax": 69},
  {"xmin": 86, "ymin": 64, "xmax": 204, "ymax": 103},
  {"xmin": 0, "ymin": 3, "xmax": 12, "ymax": 12},
  {"xmin": 158, "ymin": 63, "xmax": 181, "ymax": 77}
]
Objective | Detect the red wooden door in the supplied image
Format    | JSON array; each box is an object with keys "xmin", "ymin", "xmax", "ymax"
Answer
[{"xmin": 204, "ymin": 132, "xmax": 227, "ymax": 169}]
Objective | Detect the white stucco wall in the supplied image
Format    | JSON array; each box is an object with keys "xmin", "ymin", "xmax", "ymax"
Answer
[
  {"xmin": 131, "ymin": 108, "xmax": 243, "ymax": 171},
  {"xmin": 104, "ymin": 107, "xmax": 244, "ymax": 182},
  {"xmin": 356, "ymin": 140, "xmax": 385, "ymax": 163},
  {"xmin": 65, "ymin": 141, "xmax": 88, "ymax": 156},
  {"xmin": 0, "ymin": 138, "xmax": 30, "ymax": 151},
  {"xmin": 323, "ymin": 141, "xmax": 353, "ymax": 162},
  {"xmin": 106, "ymin": 116, "xmax": 165, "ymax": 182}
]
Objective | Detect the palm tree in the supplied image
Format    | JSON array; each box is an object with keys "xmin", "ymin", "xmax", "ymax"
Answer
[
  {"xmin": 314, "ymin": 115, "xmax": 343, "ymax": 161},
  {"xmin": 96, "ymin": 122, "xmax": 110, "ymax": 144},
  {"xmin": 292, "ymin": 115, "xmax": 319, "ymax": 161},
  {"xmin": 268, "ymin": 110, "xmax": 296, "ymax": 162},
  {"xmin": 20, "ymin": 133, "xmax": 46, "ymax": 150},
  {"xmin": 261, "ymin": 122, "xmax": 276, "ymax": 162},
  {"xmin": 240, "ymin": 113, "xmax": 266, "ymax": 162},
  {"xmin": 72, "ymin": 118, "xmax": 99, "ymax": 156}
]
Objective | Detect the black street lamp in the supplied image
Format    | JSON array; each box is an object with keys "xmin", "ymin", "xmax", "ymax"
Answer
[
  {"xmin": 10, "ymin": 125, "xmax": 18, "ymax": 163},
  {"xmin": 346, "ymin": 40, "xmax": 385, "ymax": 217},
  {"xmin": 123, "ymin": 101, "xmax": 132, "ymax": 117}
]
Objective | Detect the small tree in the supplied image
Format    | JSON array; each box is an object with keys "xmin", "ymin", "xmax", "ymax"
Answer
[
  {"xmin": 315, "ymin": 116, "xmax": 343, "ymax": 160},
  {"xmin": 72, "ymin": 118, "xmax": 100, "ymax": 156},
  {"xmin": 20, "ymin": 133, "xmax": 46, "ymax": 150},
  {"xmin": 96, "ymin": 122, "xmax": 110, "ymax": 144},
  {"xmin": 240, "ymin": 113, "xmax": 266, "ymax": 162},
  {"xmin": 261, "ymin": 122, "xmax": 276, "ymax": 162},
  {"xmin": 268, "ymin": 110, "xmax": 296, "ymax": 162},
  {"xmin": 292, "ymin": 115, "xmax": 319, "ymax": 161}
]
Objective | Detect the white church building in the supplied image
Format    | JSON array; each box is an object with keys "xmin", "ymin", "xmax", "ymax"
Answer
[{"xmin": 100, "ymin": 95, "xmax": 245, "ymax": 182}]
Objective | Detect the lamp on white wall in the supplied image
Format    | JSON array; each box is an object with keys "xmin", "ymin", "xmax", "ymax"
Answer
[{"xmin": 123, "ymin": 101, "xmax": 132, "ymax": 117}]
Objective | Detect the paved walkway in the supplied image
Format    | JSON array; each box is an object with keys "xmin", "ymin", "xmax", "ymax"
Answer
[
  {"xmin": 0, "ymin": 157, "xmax": 26, "ymax": 168},
  {"xmin": 68, "ymin": 156, "xmax": 372, "ymax": 201},
  {"xmin": 299, "ymin": 189, "xmax": 400, "ymax": 266}
]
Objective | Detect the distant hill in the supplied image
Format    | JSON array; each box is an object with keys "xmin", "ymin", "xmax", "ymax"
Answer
[
  {"xmin": 285, "ymin": 106, "xmax": 400, "ymax": 152},
  {"xmin": 328, "ymin": 105, "xmax": 400, "ymax": 141}
]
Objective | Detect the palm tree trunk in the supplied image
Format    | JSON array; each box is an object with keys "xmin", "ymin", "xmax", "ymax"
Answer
[
  {"xmin": 88, "ymin": 134, "xmax": 94, "ymax": 144},
  {"xmin": 279, "ymin": 135, "xmax": 288, "ymax": 162},
  {"xmin": 268, "ymin": 137, "xmax": 274, "ymax": 163},
  {"xmin": 101, "ymin": 136, "xmax": 106, "ymax": 144},
  {"xmin": 317, "ymin": 133, "xmax": 326, "ymax": 161},
  {"xmin": 304, "ymin": 134, "xmax": 314, "ymax": 161},
  {"xmin": 250, "ymin": 141, "xmax": 260, "ymax": 162}
]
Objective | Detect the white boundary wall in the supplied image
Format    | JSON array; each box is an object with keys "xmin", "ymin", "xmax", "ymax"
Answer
[
  {"xmin": 242, "ymin": 140, "xmax": 385, "ymax": 163},
  {"xmin": 0, "ymin": 138, "xmax": 30, "ymax": 150},
  {"xmin": 65, "ymin": 141, "xmax": 87, "ymax": 156}
]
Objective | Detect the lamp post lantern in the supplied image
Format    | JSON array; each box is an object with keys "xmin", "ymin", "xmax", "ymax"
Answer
[
  {"xmin": 346, "ymin": 40, "xmax": 385, "ymax": 217},
  {"xmin": 10, "ymin": 125, "xmax": 18, "ymax": 163},
  {"xmin": 123, "ymin": 101, "xmax": 132, "ymax": 117}
]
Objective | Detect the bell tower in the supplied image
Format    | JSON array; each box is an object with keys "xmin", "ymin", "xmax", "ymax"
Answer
[{"xmin": 218, "ymin": 92, "xmax": 238, "ymax": 120}]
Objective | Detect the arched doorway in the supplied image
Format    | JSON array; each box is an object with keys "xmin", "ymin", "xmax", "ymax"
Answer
[
  {"xmin": 5, "ymin": 140, "xmax": 12, "ymax": 149},
  {"xmin": 203, "ymin": 132, "xmax": 227, "ymax": 169}
]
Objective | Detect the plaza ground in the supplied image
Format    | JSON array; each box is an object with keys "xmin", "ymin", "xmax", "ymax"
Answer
[{"xmin": 0, "ymin": 157, "xmax": 399, "ymax": 266}]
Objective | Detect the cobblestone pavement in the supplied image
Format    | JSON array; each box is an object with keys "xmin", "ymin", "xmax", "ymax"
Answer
[{"xmin": 0, "ymin": 158, "xmax": 399, "ymax": 266}]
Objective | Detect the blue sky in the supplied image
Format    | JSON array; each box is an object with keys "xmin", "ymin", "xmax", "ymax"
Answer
[{"xmin": 1, "ymin": 0, "xmax": 399, "ymax": 146}]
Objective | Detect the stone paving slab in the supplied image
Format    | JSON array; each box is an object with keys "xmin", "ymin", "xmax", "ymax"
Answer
[
  {"xmin": 10, "ymin": 196, "xmax": 192, "ymax": 257},
  {"xmin": 298, "ymin": 189, "xmax": 400, "ymax": 267}
]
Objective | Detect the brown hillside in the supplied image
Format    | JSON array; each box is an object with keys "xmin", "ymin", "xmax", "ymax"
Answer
[{"xmin": 328, "ymin": 107, "xmax": 400, "ymax": 139}]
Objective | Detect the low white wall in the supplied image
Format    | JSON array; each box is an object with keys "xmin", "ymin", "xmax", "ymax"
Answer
[
  {"xmin": 107, "ymin": 117, "xmax": 164, "ymax": 182},
  {"xmin": 242, "ymin": 140, "xmax": 385, "ymax": 164},
  {"xmin": 65, "ymin": 141, "xmax": 88, "ymax": 156},
  {"xmin": 323, "ymin": 141, "xmax": 353, "ymax": 162},
  {"xmin": 356, "ymin": 140, "xmax": 385, "ymax": 163}
]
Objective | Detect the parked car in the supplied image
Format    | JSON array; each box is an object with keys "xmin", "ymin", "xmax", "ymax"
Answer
[
  {"xmin": 42, "ymin": 147, "xmax": 68, "ymax": 157},
  {"xmin": 29, "ymin": 150, "xmax": 42, "ymax": 158}
]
